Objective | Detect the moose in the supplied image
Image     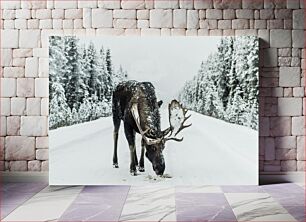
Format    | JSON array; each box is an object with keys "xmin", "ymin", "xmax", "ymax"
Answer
[{"xmin": 112, "ymin": 80, "xmax": 191, "ymax": 176}]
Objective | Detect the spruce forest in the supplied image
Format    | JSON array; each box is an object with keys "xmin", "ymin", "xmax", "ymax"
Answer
[
  {"xmin": 49, "ymin": 36, "xmax": 128, "ymax": 129},
  {"xmin": 178, "ymin": 36, "xmax": 259, "ymax": 130}
]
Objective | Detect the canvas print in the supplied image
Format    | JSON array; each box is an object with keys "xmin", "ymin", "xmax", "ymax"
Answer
[{"xmin": 49, "ymin": 36, "xmax": 259, "ymax": 185}]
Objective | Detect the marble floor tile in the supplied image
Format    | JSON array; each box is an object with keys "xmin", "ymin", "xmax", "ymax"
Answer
[
  {"xmin": 3, "ymin": 186, "xmax": 83, "ymax": 221},
  {"xmin": 176, "ymin": 185, "xmax": 222, "ymax": 193},
  {"xmin": 1, "ymin": 183, "xmax": 47, "ymax": 219},
  {"xmin": 1, "ymin": 182, "xmax": 47, "ymax": 193},
  {"xmin": 225, "ymin": 193, "xmax": 297, "ymax": 221},
  {"xmin": 176, "ymin": 193, "xmax": 236, "ymax": 221},
  {"xmin": 59, "ymin": 185, "xmax": 130, "ymax": 221},
  {"xmin": 1, "ymin": 205, "xmax": 18, "ymax": 219},
  {"xmin": 261, "ymin": 183, "xmax": 304, "ymax": 193},
  {"xmin": 283, "ymin": 205, "xmax": 305, "ymax": 222},
  {"xmin": 270, "ymin": 192, "xmax": 305, "ymax": 206},
  {"xmin": 295, "ymin": 183, "xmax": 305, "ymax": 188},
  {"xmin": 119, "ymin": 186, "xmax": 176, "ymax": 222},
  {"xmin": 222, "ymin": 185, "xmax": 264, "ymax": 193},
  {"xmin": 1, "ymin": 193, "xmax": 34, "ymax": 205}
]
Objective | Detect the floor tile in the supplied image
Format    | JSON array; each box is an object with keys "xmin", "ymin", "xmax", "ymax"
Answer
[
  {"xmin": 225, "ymin": 193, "xmax": 297, "ymax": 221},
  {"xmin": 119, "ymin": 186, "xmax": 176, "ymax": 222},
  {"xmin": 261, "ymin": 183, "xmax": 304, "ymax": 193},
  {"xmin": 59, "ymin": 185, "xmax": 129, "ymax": 221},
  {"xmin": 176, "ymin": 185, "xmax": 222, "ymax": 193},
  {"xmin": 176, "ymin": 193, "xmax": 237, "ymax": 221},
  {"xmin": 1, "ymin": 182, "xmax": 47, "ymax": 193},
  {"xmin": 222, "ymin": 185, "xmax": 264, "ymax": 193},
  {"xmin": 3, "ymin": 186, "xmax": 83, "ymax": 221},
  {"xmin": 270, "ymin": 192, "xmax": 305, "ymax": 206},
  {"xmin": 1, "ymin": 205, "xmax": 18, "ymax": 220},
  {"xmin": 283, "ymin": 205, "xmax": 305, "ymax": 222},
  {"xmin": 1, "ymin": 182, "xmax": 47, "ymax": 219},
  {"xmin": 1, "ymin": 193, "xmax": 34, "ymax": 205}
]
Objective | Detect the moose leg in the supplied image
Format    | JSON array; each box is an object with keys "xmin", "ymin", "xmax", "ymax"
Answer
[
  {"xmin": 112, "ymin": 117, "xmax": 121, "ymax": 168},
  {"xmin": 139, "ymin": 139, "xmax": 145, "ymax": 172},
  {"xmin": 124, "ymin": 124, "xmax": 137, "ymax": 176}
]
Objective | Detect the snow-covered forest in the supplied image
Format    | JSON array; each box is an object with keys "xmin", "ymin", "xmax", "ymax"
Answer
[
  {"xmin": 49, "ymin": 36, "xmax": 128, "ymax": 130},
  {"xmin": 178, "ymin": 36, "xmax": 259, "ymax": 130}
]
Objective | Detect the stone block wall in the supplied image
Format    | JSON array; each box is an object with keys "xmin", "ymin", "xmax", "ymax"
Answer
[{"xmin": 0, "ymin": 0, "xmax": 305, "ymax": 172}]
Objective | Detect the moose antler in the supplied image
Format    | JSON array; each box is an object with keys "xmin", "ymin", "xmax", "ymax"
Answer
[
  {"xmin": 164, "ymin": 100, "xmax": 192, "ymax": 142},
  {"xmin": 131, "ymin": 103, "xmax": 162, "ymax": 145}
]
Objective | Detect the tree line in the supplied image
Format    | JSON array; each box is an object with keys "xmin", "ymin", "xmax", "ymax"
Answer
[
  {"xmin": 49, "ymin": 36, "xmax": 127, "ymax": 130},
  {"xmin": 178, "ymin": 36, "xmax": 259, "ymax": 130}
]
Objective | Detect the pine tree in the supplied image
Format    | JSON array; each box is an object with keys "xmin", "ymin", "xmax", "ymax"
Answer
[
  {"xmin": 104, "ymin": 49, "xmax": 114, "ymax": 103},
  {"xmin": 49, "ymin": 36, "xmax": 66, "ymax": 101},
  {"xmin": 49, "ymin": 82, "xmax": 71, "ymax": 129},
  {"xmin": 63, "ymin": 37, "xmax": 85, "ymax": 110}
]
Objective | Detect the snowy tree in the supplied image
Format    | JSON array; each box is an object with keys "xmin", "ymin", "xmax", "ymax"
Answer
[
  {"xmin": 49, "ymin": 36, "xmax": 66, "ymax": 101},
  {"xmin": 63, "ymin": 37, "xmax": 85, "ymax": 110},
  {"xmin": 49, "ymin": 37, "xmax": 129, "ymax": 129},
  {"xmin": 49, "ymin": 82, "xmax": 71, "ymax": 129},
  {"xmin": 178, "ymin": 36, "xmax": 258, "ymax": 130}
]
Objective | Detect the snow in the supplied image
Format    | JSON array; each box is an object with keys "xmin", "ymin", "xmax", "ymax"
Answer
[
  {"xmin": 169, "ymin": 104, "xmax": 185, "ymax": 135},
  {"xmin": 49, "ymin": 109, "xmax": 258, "ymax": 185}
]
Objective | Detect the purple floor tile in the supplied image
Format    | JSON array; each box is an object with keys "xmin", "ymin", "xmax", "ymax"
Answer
[
  {"xmin": 261, "ymin": 183, "xmax": 304, "ymax": 193},
  {"xmin": 221, "ymin": 185, "xmax": 264, "ymax": 193},
  {"xmin": 177, "ymin": 206, "xmax": 237, "ymax": 222},
  {"xmin": 283, "ymin": 205, "xmax": 306, "ymax": 222},
  {"xmin": 0, "ymin": 182, "xmax": 47, "ymax": 219},
  {"xmin": 1, "ymin": 193, "xmax": 34, "ymax": 205},
  {"xmin": 1, "ymin": 205, "xmax": 17, "ymax": 219},
  {"xmin": 59, "ymin": 203, "xmax": 125, "ymax": 221},
  {"xmin": 176, "ymin": 193, "xmax": 237, "ymax": 222},
  {"xmin": 1, "ymin": 182, "xmax": 47, "ymax": 193},
  {"xmin": 270, "ymin": 192, "xmax": 305, "ymax": 206},
  {"xmin": 73, "ymin": 192, "xmax": 127, "ymax": 205},
  {"xmin": 58, "ymin": 185, "xmax": 130, "ymax": 221}
]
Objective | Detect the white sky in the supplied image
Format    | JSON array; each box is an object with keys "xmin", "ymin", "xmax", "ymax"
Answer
[{"xmin": 79, "ymin": 37, "xmax": 221, "ymax": 103}]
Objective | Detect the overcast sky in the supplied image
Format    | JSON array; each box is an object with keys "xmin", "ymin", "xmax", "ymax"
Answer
[{"xmin": 80, "ymin": 37, "xmax": 221, "ymax": 103}]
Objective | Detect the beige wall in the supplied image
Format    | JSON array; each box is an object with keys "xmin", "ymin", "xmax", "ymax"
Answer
[{"xmin": 0, "ymin": 0, "xmax": 305, "ymax": 172}]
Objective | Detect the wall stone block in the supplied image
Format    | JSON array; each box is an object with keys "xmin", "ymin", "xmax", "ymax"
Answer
[
  {"xmin": 279, "ymin": 67, "xmax": 301, "ymax": 87},
  {"xmin": 5, "ymin": 136, "xmax": 35, "ymax": 160},
  {"xmin": 20, "ymin": 116, "xmax": 48, "ymax": 136},
  {"xmin": 270, "ymin": 117, "xmax": 291, "ymax": 136},
  {"xmin": 292, "ymin": 116, "xmax": 305, "ymax": 136},
  {"xmin": 150, "ymin": 9, "xmax": 172, "ymax": 28},
  {"xmin": 92, "ymin": 9, "xmax": 113, "ymax": 28},
  {"xmin": 1, "ymin": 78, "xmax": 16, "ymax": 98},
  {"xmin": 154, "ymin": 0, "xmax": 178, "ymax": 9},
  {"xmin": 9, "ymin": 161, "xmax": 27, "ymax": 171},
  {"xmin": 270, "ymin": 29, "xmax": 292, "ymax": 48},
  {"xmin": 16, "ymin": 78, "xmax": 34, "ymax": 97},
  {"xmin": 293, "ymin": 9, "xmax": 305, "ymax": 29},
  {"xmin": 173, "ymin": 9, "xmax": 187, "ymax": 28},
  {"xmin": 213, "ymin": 0, "xmax": 242, "ymax": 9},
  {"xmin": 275, "ymin": 136, "xmax": 297, "ymax": 149},
  {"xmin": 7, "ymin": 116, "xmax": 21, "ymax": 136},
  {"xmin": 1, "ymin": 30, "xmax": 19, "ymax": 48},
  {"xmin": 28, "ymin": 160, "xmax": 41, "ymax": 171},
  {"xmin": 11, "ymin": 97, "xmax": 26, "ymax": 115},
  {"xmin": 187, "ymin": 10, "xmax": 199, "ymax": 29}
]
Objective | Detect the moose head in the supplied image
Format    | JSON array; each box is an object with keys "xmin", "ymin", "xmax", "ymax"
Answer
[{"xmin": 131, "ymin": 100, "xmax": 192, "ymax": 175}]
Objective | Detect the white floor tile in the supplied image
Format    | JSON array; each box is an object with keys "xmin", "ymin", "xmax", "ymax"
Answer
[{"xmin": 3, "ymin": 186, "xmax": 83, "ymax": 221}]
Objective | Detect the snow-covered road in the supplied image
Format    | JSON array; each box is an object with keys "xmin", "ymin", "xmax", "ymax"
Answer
[{"xmin": 49, "ymin": 110, "xmax": 258, "ymax": 185}]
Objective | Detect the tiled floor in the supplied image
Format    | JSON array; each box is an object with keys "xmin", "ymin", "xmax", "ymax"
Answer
[{"xmin": 1, "ymin": 182, "xmax": 304, "ymax": 221}]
